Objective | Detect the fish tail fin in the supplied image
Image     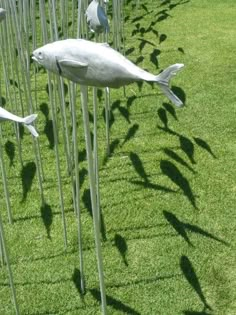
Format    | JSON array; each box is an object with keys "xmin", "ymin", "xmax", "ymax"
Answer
[
  {"xmin": 155, "ymin": 63, "xmax": 184, "ymax": 107},
  {"xmin": 22, "ymin": 114, "xmax": 39, "ymax": 137}
]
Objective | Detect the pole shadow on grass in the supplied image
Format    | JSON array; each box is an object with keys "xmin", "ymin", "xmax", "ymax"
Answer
[
  {"xmin": 40, "ymin": 203, "xmax": 53, "ymax": 240},
  {"xmin": 21, "ymin": 161, "xmax": 36, "ymax": 202},
  {"xmin": 180, "ymin": 256, "xmax": 212, "ymax": 311},
  {"xmin": 90, "ymin": 288, "xmax": 141, "ymax": 315},
  {"xmin": 163, "ymin": 211, "xmax": 229, "ymax": 246},
  {"xmin": 160, "ymin": 160, "xmax": 197, "ymax": 208},
  {"xmin": 4, "ymin": 140, "xmax": 15, "ymax": 167}
]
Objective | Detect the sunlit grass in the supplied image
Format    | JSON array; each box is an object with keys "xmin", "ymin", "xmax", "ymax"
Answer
[{"xmin": 0, "ymin": 0, "xmax": 236, "ymax": 314}]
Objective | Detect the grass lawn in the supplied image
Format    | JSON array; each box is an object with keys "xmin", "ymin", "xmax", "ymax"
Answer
[{"xmin": 1, "ymin": 0, "xmax": 236, "ymax": 314}]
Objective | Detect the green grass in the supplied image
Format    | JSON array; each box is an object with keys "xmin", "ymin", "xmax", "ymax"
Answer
[{"xmin": 1, "ymin": 0, "xmax": 236, "ymax": 314}]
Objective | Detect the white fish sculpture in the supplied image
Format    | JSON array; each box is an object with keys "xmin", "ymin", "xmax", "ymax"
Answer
[
  {"xmin": 85, "ymin": 0, "xmax": 109, "ymax": 33},
  {"xmin": 0, "ymin": 107, "xmax": 39, "ymax": 137},
  {"xmin": 0, "ymin": 8, "xmax": 6, "ymax": 22},
  {"xmin": 32, "ymin": 38, "xmax": 184, "ymax": 106}
]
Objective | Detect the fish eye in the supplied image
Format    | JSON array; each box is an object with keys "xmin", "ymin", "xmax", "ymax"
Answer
[{"xmin": 38, "ymin": 51, "xmax": 43, "ymax": 60}]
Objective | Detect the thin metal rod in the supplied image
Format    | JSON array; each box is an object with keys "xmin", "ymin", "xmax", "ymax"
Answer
[{"xmin": 80, "ymin": 85, "xmax": 107, "ymax": 314}]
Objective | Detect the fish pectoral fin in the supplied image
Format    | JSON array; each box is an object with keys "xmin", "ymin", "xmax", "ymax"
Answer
[{"xmin": 59, "ymin": 59, "xmax": 88, "ymax": 68}]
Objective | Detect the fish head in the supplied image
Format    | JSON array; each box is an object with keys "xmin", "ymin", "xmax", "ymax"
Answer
[{"xmin": 32, "ymin": 43, "xmax": 60, "ymax": 75}]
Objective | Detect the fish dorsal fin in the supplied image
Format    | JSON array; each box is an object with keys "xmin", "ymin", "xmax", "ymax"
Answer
[{"xmin": 59, "ymin": 59, "xmax": 88, "ymax": 68}]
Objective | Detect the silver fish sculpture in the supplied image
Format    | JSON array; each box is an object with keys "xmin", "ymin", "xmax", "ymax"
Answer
[
  {"xmin": 32, "ymin": 38, "xmax": 184, "ymax": 106},
  {"xmin": 0, "ymin": 8, "xmax": 6, "ymax": 22},
  {"xmin": 0, "ymin": 107, "xmax": 39, "ymax": 137},
  {"xmin": 85, "ymin": 0, "xmax": 109, "ymax": 34}
]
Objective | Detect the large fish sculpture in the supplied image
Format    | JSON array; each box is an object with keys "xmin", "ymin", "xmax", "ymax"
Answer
[
  {"xmin": 32, "ymin": 38, "xmax": 184, "ymax": 106},
  {"xmin": 85, "ymin": 0, "xmax": 109, "ymax": 33},
  {"xmin": 0, "ymin": 107, "xmax": 39, "ymax": 137},
  {"xmin": 0, "ymin": 8, "xmax": 6, "ymax": 22}
]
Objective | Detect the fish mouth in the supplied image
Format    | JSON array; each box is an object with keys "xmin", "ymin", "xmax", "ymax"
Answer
[{"xmin": 32, "ymin": 53, "xmax": 41, "ymax": 65}]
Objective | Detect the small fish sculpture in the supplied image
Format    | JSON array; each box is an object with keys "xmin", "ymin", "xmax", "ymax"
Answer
[
  {"xmin": 32, "ymin": 38, "xmax": 184, "ymax": 106},
  {"xmin": 85, "ymin": 0, "xmax": 109, "ymax": 34},
  {"xmin": 0, "ymin": 8, "xmax": 6, "ymax": 22},
  {"xmin": 0, "ymin": 107, "xmax": 39, "ymax": 137}
]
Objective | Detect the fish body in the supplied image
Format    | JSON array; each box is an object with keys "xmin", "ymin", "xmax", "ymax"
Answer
[
  {"xmin": 0, "ymin": 107, "xmax": 39, "ymax": 137},
  {"xmin": 0, "ymin": 8, "xmax": 6, "ymax": 22},
  {"xmin": 32, "ymin": 38, "xmax": 184, "ymax": 106},
  {"xmin": 86, "ymin": 0, "xmax": 109, "ymax": 34}
]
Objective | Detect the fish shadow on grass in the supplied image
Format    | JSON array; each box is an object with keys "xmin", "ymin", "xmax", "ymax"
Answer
[
  {"xmin": 179, "ymin": 136, "xmax": 196, "ymax": 164},
  {"xmin": 90, "ymin": 289, "xmax": 141, "ymax": 315},
  {"xmin": 21, "ymin": 161, "xmax": 36, "ymax": 202},
  {"xmin": 4, "ymin": 140, "xmax": 15, "ymax": 167},
  {"xmin": 40, "ymin": 102, "xmax": 55, "ymax": 149},
  {"xmin": 163, "ymin": 148, "xmax": 196, "ymax": 173},
  {"xmin": 150, "ymin": 48, "xmax": 161, "ymax": 69},
  {"xmin": 193, "ymin": 137, "xmax": 217, "ymax": 159},
  {"xmin": 180, "ymin": 256, "xmax": 212, "ymax": 311},
  {"xmin": 114, "ymin": 234, "xmax": 128, "ymax": 266},
  {"xmin": 172, "ymin": 86, "xmax": 186, "ymax": 105},
  {"xmin": 129, "ymin": 152, "xmax": 149, "ymax": 182},
  {"xmin": 163, "ymin": 211, "xmax": 229, "ymax": 247},
  {"xmin": 103, "ymin": 139, "xmax": 120, "ymax": 165},
  {"xmin": 40, "ymin": 203, "xmax": 53, "ymax": 239},
  {"xmin": 160, "ymin": 160, "xmax": 197, "ymax": 209},
  {"xmin": 122, "ymin": 123, "xmax": 139, "ymax": 146}
]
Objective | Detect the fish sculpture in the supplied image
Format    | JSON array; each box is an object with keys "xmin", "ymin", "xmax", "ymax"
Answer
[
  {"xmin": 85, "ymin": 0, "xmax": 109, "ymax": 34},
  {"xmin": 0, "ymin": 8, "xmax": 6, "ymax": 22},
  {"xmin": 32, "ymin": 38, "xmax": 184, "ymax": 106},
  {"xmin": 0, "ymin": 107, "xmax": 39, "ymax": 137}
]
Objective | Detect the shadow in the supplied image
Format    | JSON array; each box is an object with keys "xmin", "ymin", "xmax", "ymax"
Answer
[
  {"xmin": 79, "ymin": 167, "xmax": 88, "ymax": 187},
  {"xmin": 78, "ymin": 148, "xmax": 87, "ymax": 163},
  {"xmin": 193, "ymin": 137, "xmax": 216, "ymax": 159},
  {"xmin": 103, "ymin": 139, "xmax": 120, "ymax": 165},
  {"xmin": 72, "ymin": 268, "xmax": 85, "ymax": 297},
  {"xmin": 114, "ymin": 234, "xmax": 128, "ymax": 266},
  {"xmin": 117, "ymin": 105, "xmax": 131, "ymax": 124},
  {"xmin": 97, "ymin": 89, "xmax": 103, "ymax": 102},
  {"xmin": 159, "ymin": 33, "xmax": 167, "ymax": 44},
  {"xmin": 130, "ymin": 180, "xmax": 177, "ymax": 193},
  {"xmin": 160, "ymin": 160, "xmax": 197, "ymax": 208},
  {"xmin": 126, "ymin": 95, "xmax": 137, "ymax": 109},
  {"xmin": 100, "ymin": 212, "xmax": 107, "ymax": 242},
  {"xmin": 180, "ymin": 256, "xmax": 212, "ymax": 311},
  {"xmin": 90, "ymin": 289, "xmax": 141, "ymax": 315},
  {"xmin": 150, "ymin": 48, "xmax": 161, "ymax": 69},
  {"xmin": 40, "ymin": 103, "xmax": 55, "ymax": 149},
  {"xmin": 163, "ymin": 211, "xmax": 193, "ymax": 246},
  {"xmin": 178, "ymin": 47, "xmax": 185, "ymax": 54},
  {"xmin": 163, "ymin": 148, "xmax": 196, "ymax": 173},
  {"xmin": 134, "ymin": 56, "xmax": 144, "ymax": 66},
  {"xmin": 137, "ymin": 38, "xmax": 155, "ymax": 52},
  {"xmin": 4, "ymin": 140, "xmax": 15, "ymax": 166},
  {"xmin": 122, "ymin": 123, "xmax": 139, "ymax": 146},
  {"xmin": 129, "ymin": 152, "xmax": 149, "ymax": 182},
  {"xmin": 44, "ymin": 119, "xmax": 55, "ymax": 149},
  {"xmin": 19, "ymin": 124, "xmax": 25, "ymax": 139},
  {"xmin": 9, "ymin": 79, "xmax": 21, "ymax": 90},
  {"xmin": 21, "ymin": 162, "xmax": 37, "ymax": 202},
  {"xmin": 162, "ymin": 102, "xmax": 178, "ymax": 121},
  {"xmin": 0, "ymin": 96, "xmax": 6, "ymax": 107},
  {"xmin": 172, "ymin": 86, "xmax": 186, "ymax": 105},
  {"xmin": 157, "ymin": 108, "xmax": 168, "ymax": 129},
  {"xmin": 40, "ymin": 203, "xmax": 53, "ymax": 239},
  {"xmin": 179, "ymin": 136, "xmax": 195, "ymax": 164},
  {"xmin": 82, "ymin": 189, "xmax": 92, "ymax": 217},
  {"xmin": 125, "ymin": 47, "xmax": 135, "ymax": 56},
  {"xmin": 102, "ymin": 107, "xmax": 115, "ymax": 129}
]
